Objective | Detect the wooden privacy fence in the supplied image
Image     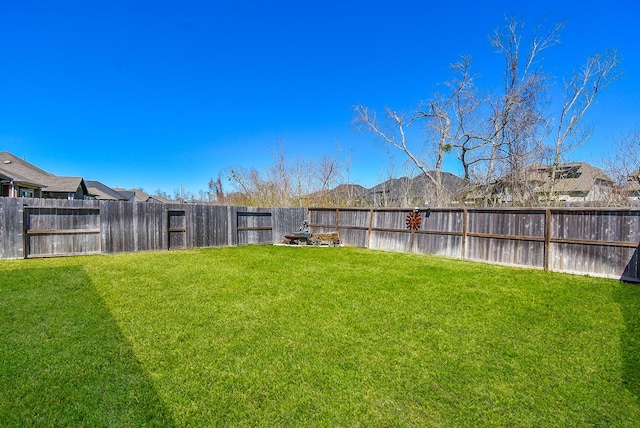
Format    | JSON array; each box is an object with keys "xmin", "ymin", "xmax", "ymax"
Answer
[
  {"xmin": 2, "ymin": 197, "xmax": 639, "ymax": 281},
  {"xmin": 308, "ymin": 207, "xmax": 640, "ymax": 282},
  {"xmin": 0, "ymin": 197, "xmax": 306, "ymax": 259}
]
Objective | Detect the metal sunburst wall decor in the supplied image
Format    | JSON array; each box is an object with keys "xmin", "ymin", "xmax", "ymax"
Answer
[{"xmin": 405, "ymin": 211, "xmax": 422, "ymax": 230}]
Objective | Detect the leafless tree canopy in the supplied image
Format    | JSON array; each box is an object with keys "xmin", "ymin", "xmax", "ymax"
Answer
[
  {"xmin": 218, "ymin": 141, "xmax": 352, "ymax": 207},
  {"xmin": 200, "ymin": 18, "xmax": 624, "ymax": 208},
  {"xmin": 354, "ymin": 17, "xmax": 622, "ymax": 207}
]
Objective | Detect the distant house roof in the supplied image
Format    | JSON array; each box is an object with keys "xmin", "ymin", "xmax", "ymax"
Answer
[
  {"xmin": 0, "ymin": 151, "xmax": 174, "ymax": 202},
  {"xmin": 114, "ymin": 188, "xmax": 172, "ymax": 203},
  {"xmin": 114, "ymin": 188, "xmax": 148, "ymax": 202},
  {"xmin": 44, "ymin": 176, "xmax": 87, "ymax": 194},
  {"xmin": 0, "ymin": 151, "xmax": 88, "ymax": 194},
  {"xmin": 0, "ymin": 167, "xmax": 46, "ymax": 189},
  {"xmin": 85, "ymin": 180, "xmax": 131, "ymax": 201},
  {"xmin": 149, "ymin": 194, "xmax": 173, "ymax": 204},
  {"xmin": 623, "ymin": 170, "xmax": 640, "ymax": 196},
  {"xmin": 526, "ymin": 162, "xmax": 614, "ymax": 194},
  {"xmin": 467, "ymin": 162, "xmax": 616, "ymax": 206},
  {"xmin": 0, "ymin": 152, "xmax": 50, "ymax": 188}
]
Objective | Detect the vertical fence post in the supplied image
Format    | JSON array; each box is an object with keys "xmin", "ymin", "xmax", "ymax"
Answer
[
  {"xmin": 227, "ymin": 206, "xmax": 234, "ymax": 247},
  {"xmin": 462, "ymin": 208, "xmax": 468, "ymax": 261},
  {"xmin": 367, "ymin": 209, "xmax": 374, "ymax": 250},
  {"xmin": 544, "ymin": 209, "xmax": 552, "ymax": 271},
  {"xmin": 409, "ymin": 212, "xmax": 416, "ymax": 253},
  {"xmin": 21, "ymin": 202, "xmax": 28, "ymax": 259}
]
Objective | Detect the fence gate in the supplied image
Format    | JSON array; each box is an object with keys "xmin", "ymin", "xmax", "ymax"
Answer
[
  {"xmin": 23, "ymin": 206, "xmax": 101, "ymax": 258},
  {"xmin": 237, "ymin": 211, "xmax": 273, "ymax": 245},
  {"xmin": 168, "ymin": 209, "xmax": 187, "ymax": 250}
]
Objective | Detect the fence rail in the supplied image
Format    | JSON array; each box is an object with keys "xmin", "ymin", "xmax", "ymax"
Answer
[{"xmin": 308, "ymin": 207, "xmax": 640, "ymax": 282}]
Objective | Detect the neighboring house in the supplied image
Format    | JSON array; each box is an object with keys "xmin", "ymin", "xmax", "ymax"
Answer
[
  {"xmin": 148, "ymin": 193, "xmax": 173, "ymax": 204},
  {"xmin": 0, "ymin": 151, "xmax": 89, "ymax": 199},
  {"xmin": 531, "ymin": 162, "xmax": 615, "ymax": 205},
  {"xmin": 622, "ymin": 170, "xmax": 640, "ymax": 203},
  {"xmin": 85, "ymin": 180, "xmax": 132, "ymax": 201},
  {"xmin": 0, "ymin": 168, "xmax": 45, "ymax": 198},
  {"xmin": 43, "ymin": 176, "xmax": 90, "ymax": 200},
  {"xmin": 114, "ymin": 188, "xmax": 171, "ymax": 203},
  {"xmin": 484, "ymin": 162, "xmax": 615, "ymax": 206},
  {"xmin": 0, "ymin": 152, "xmax": 166, "ymax": 203}
]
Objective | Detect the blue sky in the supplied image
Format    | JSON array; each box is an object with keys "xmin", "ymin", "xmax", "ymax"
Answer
[{"xmin": 1, "ymin": 0, "xmax": 638, "ymax": 196}]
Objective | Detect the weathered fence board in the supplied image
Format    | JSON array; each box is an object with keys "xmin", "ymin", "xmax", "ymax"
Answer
[
  {"xmin": 467, "ymin": 209, "xmax": 545, "ymax": 238},
  {"xmin": 370, "ymin": 230, "xmax": 411, "ymax": 252},
  {"xmin": 237, "ymin": 209, "xmax": 273, "ymax": 245},
  {"xmin": 551, "ymin": 210, "xmax": 640, "ymax": 242},
  {"xmin": 464, "ymin": 209, "xmax": 546, "ymax": 269},
  {"xmin": 550, "ymin": 242, "xmax": 636, "ymax": 278},
  {"xmin": 24, "ymin": 206, "xmax": 101, "ymax": 258},
  {"xmin": 414, "ymin": 234, "xmax": 462, "ymax": 259},
  {"xmin": 0, "ymin": 197, "xmax": 23, "ymax": 259},
  {"xmin": 340, "ymin": 229, "xmax": 369, "ymax": 248},
  {"xmin": 191, "ymin": 204, "xmax": 209, "ymax": 248},
  {"xmin": 369, "ymin": 210, "xmax": 411, "ymax": 251},
  {"xmin": 101, "ymin": 200, "xmax": 135, "ymax": 254},
  {"xmin": 547, "ymin": 210, "xmax": 640, "ymax": 281},
  {"xmin": 420, "ymin": 209, "xmax": 464, "ymax": 233},
  {"xmin": 168, "ymin": 209, "xmax": 187, "ymax": 250},
  {"xmin": 308, "ymin": 206, "xmax": 640, "ymax": 282},
  {"xmin": 133, "ymin": 202, "xmax": 166, "ymax": 252},
  {"xmin": 309, "ymin": 209, "xmax": 338, "ymax": 234},
  {"xmin": 466, "ymin": 236, "xmax": 545, "ymax": 269}
]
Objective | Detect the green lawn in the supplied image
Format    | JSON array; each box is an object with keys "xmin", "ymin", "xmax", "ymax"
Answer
[{"xmin": 1, "ymin": 246, "xmax": 639, "ymax": 426}]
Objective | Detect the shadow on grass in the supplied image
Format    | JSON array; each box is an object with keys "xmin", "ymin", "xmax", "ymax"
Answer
[
  {"xmin": 616, "ymin": 279, "xmax": 640, "ymax": 400},
  {"xmin": 622, "ymin": 246, "xmax": 639, "ymax": 282},
  {"xmin": 0, "ymin": 266, "xmax": 174, "ymax": 426}
]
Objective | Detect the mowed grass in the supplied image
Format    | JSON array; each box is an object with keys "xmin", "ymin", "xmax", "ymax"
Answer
[{"xmin": 1, "ymin": 246, "xmax": 640, "ymax": 426}]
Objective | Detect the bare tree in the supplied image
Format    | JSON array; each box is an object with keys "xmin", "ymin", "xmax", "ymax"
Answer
[
  {"xmin": 226, "ymin": 166, "xmax": 256, "ymax": 204},
  {"xmin": 207, "ymin": 174, "xmax": 225, "ymax": 204},
  {"xmin": 478, "ymin": 18, "xmax": 561, "ymax": 205},
  {"xmin": 353, "ymin": 67, "xmax": 470, "ymax": 207},
  {"xmin": 544, "ymin": 49, "xmax": 621, "ymax": 203},
  {"xmin": 449, "ymin": 56, "xmax": 482, "ymax": 182},
  {"xmin": 222, "ymin": 141, "xmax": 350, "ymax": 207},
  {"xmin": 154, "ymin": 188, "xmax": 171, "ymax": 199},
  {"xmin": 354, "ymin": 18, "xmax": 563, "ymax": 207},
  {"xmin": 603, "ymin": 129, "xmax": 640, "ymax": 206}
]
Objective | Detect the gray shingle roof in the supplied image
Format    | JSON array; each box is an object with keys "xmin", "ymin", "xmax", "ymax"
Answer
[
  {"xmin": 0, "ymin": 151, "xmax": 52, "ymax": 187},
  {"xmin": 114, "ymin": 188, "xmax": 148, "ymax": 202},
  {"xmin": 85, "ymin": 180, "xmax": 130, "ymax": 200},
  {"xmin": 0, "ymin": 151, "xmax": 87, "ymax": 193},
  {"xmin": 112, "ymin": 188, "xmax": 172, "ymax": 203},
  {"xmin": 526, "ymin": 162, "xmax": 613, "ymax": 194},
  {"xmin": 43, "ymin": 176, "xmax": 85, "ymax": 193},
  {"xmin": 0, "ymin": 167, "xmax": 46, "ymax": 188}
]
